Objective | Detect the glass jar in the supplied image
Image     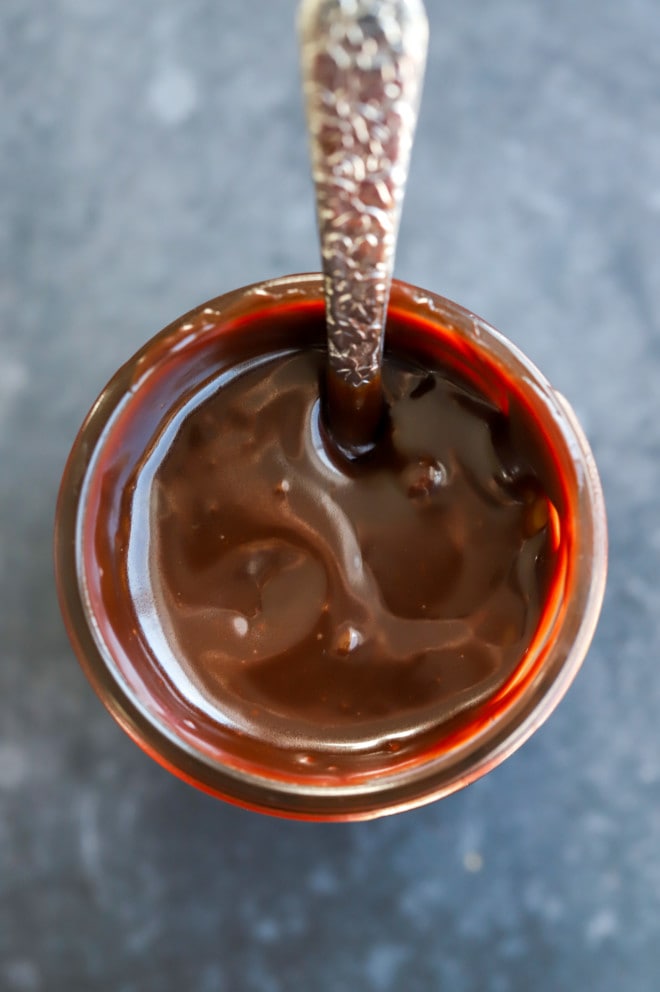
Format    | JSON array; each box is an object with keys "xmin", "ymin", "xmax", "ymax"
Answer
[{"xmin": 54, "ymin": 274, "xmax": 607, "ymax": 820}]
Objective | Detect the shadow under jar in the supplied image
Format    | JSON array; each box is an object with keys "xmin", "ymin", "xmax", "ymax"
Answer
[{"xmin": 54, "ymin": 274, "xmax": 607, "ymax": 820}]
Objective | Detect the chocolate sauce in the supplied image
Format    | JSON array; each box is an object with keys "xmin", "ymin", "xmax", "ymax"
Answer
[{"xmin": 85, "ymin": 302, "xmax": 562, "ymax": 779}]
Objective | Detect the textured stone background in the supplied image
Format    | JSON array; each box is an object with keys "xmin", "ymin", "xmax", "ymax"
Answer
[{"xmin": 2, "ymin": 1, "xmax": 659, "ymax": 990}]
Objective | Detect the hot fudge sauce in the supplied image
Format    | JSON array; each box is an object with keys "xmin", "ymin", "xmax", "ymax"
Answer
[
  {"xmin": 144, "ymin": 347, "xmax": 557, "ymax": 757},
  {"xmin": 76, "ymin": 286, "xmax": 569, "ymax": 789}
]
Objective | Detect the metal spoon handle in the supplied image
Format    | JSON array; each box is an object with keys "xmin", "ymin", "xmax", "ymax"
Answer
[{"xmin": 299, "ymin": 0, "xmax": 428, "ymax": 390}]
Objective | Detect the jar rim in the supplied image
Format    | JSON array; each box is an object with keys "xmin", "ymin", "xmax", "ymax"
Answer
[{"xmin": 54, "ymin": 274, "xmax": 607, "ymax": 820}]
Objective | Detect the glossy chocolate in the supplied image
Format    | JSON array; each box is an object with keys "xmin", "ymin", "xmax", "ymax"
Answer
[{"xmin": 84, "ymin": 303, "xmax": 561, "ymax": 778}]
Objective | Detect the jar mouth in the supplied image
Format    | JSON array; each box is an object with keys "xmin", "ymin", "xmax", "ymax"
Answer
[{"xmin": 54, "ymin": 274, "xmax": 607, "ymax": 820}]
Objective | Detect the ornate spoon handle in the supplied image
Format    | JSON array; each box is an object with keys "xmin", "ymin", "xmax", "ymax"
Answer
[{"xmin": 299, "ymin": 0, "xmax": 428, "ymax": 451}]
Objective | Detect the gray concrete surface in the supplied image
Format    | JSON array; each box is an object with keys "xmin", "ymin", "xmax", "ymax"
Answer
[{"xmin": 1, "ymin": 1, "xmax": 659, "ymax": 990}]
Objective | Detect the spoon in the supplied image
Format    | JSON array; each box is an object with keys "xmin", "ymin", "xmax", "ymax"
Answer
[{"xmin": 299, "ymin": 0, "xmax": 428, "ymax": 454}]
